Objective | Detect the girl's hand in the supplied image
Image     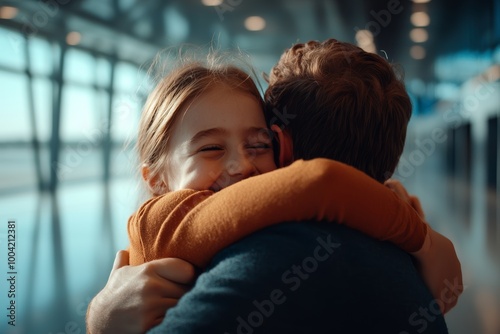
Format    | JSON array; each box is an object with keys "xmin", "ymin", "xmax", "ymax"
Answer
[
  {"xmin": 384, "ymin": 179, "xmax": 463, "ymax": 314},
  {"xmin": 86, "ymin": 250, "xmax": 196, "ymax": 334},
  {"xmin": 412, "ymin": 228, "xmax": 463, "ymax": 314},
  {"xmin": 384, "ymin": 179, "xmax": 425, "ymax": 219}
]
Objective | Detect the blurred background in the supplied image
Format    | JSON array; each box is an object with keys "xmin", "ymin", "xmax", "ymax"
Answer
[{"xmin": 0, "ymin": 0, "xmax": 498, "ymax": 333}]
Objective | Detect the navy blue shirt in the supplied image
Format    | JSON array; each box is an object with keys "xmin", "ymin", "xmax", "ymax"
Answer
[{"xmin": 149, "ymin": 222, "xmax": 448, "ymax": 334}]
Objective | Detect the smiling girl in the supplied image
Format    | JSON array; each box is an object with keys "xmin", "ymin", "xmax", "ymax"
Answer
[{"xmin": 139, "ymin": 64, "xmax": 275, "ymax": 194}]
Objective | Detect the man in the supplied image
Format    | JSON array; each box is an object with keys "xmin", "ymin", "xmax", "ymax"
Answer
[{"xmin": 88, "ymin": 39, "xmax": 458, "ymax": 333}]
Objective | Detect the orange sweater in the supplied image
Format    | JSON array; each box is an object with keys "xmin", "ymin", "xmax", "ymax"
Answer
[{"xmin": 128, "ymin": 158, "xmax": 427, "ymax": 267}]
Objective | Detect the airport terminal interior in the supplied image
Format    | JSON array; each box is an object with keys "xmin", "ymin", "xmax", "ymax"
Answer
[{"xmin": 0, "ymin": 0, "xmax": 499, "ymax": 333}]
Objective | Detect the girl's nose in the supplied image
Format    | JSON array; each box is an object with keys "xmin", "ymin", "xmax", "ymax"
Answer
[{"xmin": 226, "ymin": 153, "xmax": 257, "ymax": 179}]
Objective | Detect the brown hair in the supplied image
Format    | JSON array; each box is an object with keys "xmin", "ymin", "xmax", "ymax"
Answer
[
  {"xmin": 265, "ymin": 39, "xmax": 412, "ymax": 182},
  {"xmin": 137, "ymin": 61, "xmax": 263, "ymax": 194}
]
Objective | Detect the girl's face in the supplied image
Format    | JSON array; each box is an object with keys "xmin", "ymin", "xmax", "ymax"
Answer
[{"xmin": 162, "ymin": 84, "xmax": 277, "ymax": 192}]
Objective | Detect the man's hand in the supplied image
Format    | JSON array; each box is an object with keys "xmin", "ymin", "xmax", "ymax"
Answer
[{"xmin": 86, "ymin": 250, "xmax": 196, "ymax": 334}]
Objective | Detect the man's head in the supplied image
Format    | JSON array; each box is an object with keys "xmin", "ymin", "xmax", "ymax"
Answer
[{"xmin": 265, "ymin": 39, "xmax": 412, "ymax": 183}]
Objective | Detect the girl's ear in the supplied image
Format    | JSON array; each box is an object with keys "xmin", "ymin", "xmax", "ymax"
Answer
[
  {"xmin": 271, "ymin": 125, "xmax": 294, "ymax": 167},
  {"xmin": 141, "ymin": 164, "xmax": 167, "ymax": 195}
]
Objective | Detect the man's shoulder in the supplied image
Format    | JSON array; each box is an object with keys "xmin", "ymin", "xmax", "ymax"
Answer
[
  {"xmin": 217, "ymin": 221, "xmax": 410, "ymax": 267},
  {"xmin": 207, "ymin": 222, "xmax": 448, "ymax": 333},
  {"xmin": 158, "ymin": 222, "xmax": 448, "ymax": 334},
  {"xmin": 212, "ymin": 222, "xmax": 417, "ymax": 288}
]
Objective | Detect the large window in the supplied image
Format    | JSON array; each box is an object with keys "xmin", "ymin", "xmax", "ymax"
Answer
[{"xmin": 0, "ymin": 26, "xmax": 146, "ymax": 191}]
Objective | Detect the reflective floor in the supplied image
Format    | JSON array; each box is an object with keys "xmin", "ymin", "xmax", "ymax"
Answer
[
  {"xmin": 0, "ymin": 143, "xmax": 499, "ymax": 334},
  {"xmin": 0, "ymin": 147, "xmax": 135, "ymax": 334},
  {"xmin": 402, "ymin": 124, "xmax": 500, "ymax": 334}
]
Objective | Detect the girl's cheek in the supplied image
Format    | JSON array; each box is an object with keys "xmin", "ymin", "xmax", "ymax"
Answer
[{"xmin": 260, "ymin": 155, "xmax": 278, "ymax": 172}]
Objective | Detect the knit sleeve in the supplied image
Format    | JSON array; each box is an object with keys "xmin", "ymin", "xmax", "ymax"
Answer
[
  {"xmin": 127, "ymin": 189, "xmax": 213, "ymax": 265},
  {"xmin": 159, "ymin": 158, "xmax": 427, "ymax": 268}
]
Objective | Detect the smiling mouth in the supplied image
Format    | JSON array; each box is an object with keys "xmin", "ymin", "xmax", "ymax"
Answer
[
  {"xmin": 209, "ymin": 175, "xmax": 248, "ymax": 192},
  {"xmin": 209, "ymin": 183, "xmax": 222, "ymax": 192},
  {"xmin": 209, "ymin": 179, "xmax": 238, "ymax": 192}
]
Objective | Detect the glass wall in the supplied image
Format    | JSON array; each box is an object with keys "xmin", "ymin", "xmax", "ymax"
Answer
[{"xmin": 0, "ymin": 25, "xmax": 146, "ymax": 334}]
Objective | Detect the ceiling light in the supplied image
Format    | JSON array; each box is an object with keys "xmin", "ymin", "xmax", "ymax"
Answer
[
  {"xmin": 66, "ymin": 32, "xmax": 81, "ymax": 46},
  {"xmin": 0, "ymin": 6, "xmax": 18, "ymax": 19},
  {"xmin": 244, "ymin": 16, "xmax": 266, "ymax": 31},
  {"xmin": 410, "ymin": 28, "xmax": 428, "ymax": 43},
  {"xmin": 201, "ymin": 0, "xmax": 223, "ymax": 6},
  {"xmin": 410, "ymin": 45, "xmax": 426, "ymax": 60},
  {"xmin": 362, "ymin": 43, "xmax": 377, "ymax": 54},
  {"xmin": 355, "ymin": 29, "xmax": 374, "ymax": 47},
  {"xmin": 355, "ymin": 29, "xmax": 376, "ymax": 53},
  {"xmin": 411, "ymin": 12, "xmax": 430, "ymax": 26},
  {"xmin": 412, "ymin": 0, "xmax": 431, "ymax": 3}
]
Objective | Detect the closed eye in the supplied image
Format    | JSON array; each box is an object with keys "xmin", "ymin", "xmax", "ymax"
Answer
[
  {"xmin": 246, "ymin": 143, "xmax": 272, "ymax": 154},
  {"xmin": 247, "ymin": 143, "xmax": 271, "ymax": 149},
  {"xmin": 199, "ymin": 145, "xmax": 223, "ymax": 152}
]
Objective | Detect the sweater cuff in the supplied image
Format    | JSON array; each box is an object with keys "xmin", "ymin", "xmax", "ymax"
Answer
[{"xmin": 410, "ymin": 225, "xmax": 431, "ymax": 255}]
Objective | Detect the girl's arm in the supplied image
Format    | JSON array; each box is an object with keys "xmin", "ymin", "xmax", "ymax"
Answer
[{"xmin": 129, "ymin": 158, "xmax": 427, "ymax": 267}]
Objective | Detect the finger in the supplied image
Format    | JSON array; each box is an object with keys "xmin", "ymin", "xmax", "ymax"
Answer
[
  {"xmin": 150, "ymin": 258, "xmax": 197, "ymax": 285},
  {"xmin": 112, "ymin": 250, "xmax": 130, "ymax": 271},
  {"xmin": 383, "ymin": 179, "xmax": 397, "ymax": 189},
  {"xmin": 146, "ymin": 275, "xmax": 193, "ymax": 299},
  {"xmin": 396, "ymin": 189, "xmax": 411, "ymax": 204},
  {"xmin": 384, "ymin": 178, "xmax": 397, "ymax": 185},
  {"xmin": 384, "ymin": 180, "xmax": 408, "ymax": 198},
  {"xmin": 410, "ymin": 196, "xmax": 425, "ymax": 219},
  {"xmin": 393, "ymin": 181, "xmax": 409, "ymax": 197}
]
